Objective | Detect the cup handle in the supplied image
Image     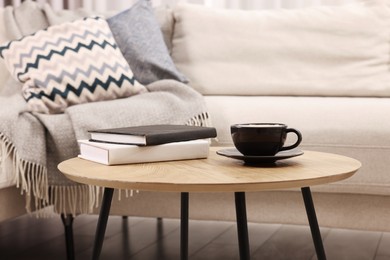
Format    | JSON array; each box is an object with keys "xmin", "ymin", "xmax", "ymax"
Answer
[{"xmin": 280, "ymin": 128, "xmax": 302, "ymax": 151}]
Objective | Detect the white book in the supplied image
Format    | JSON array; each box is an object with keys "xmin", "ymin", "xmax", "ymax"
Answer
[{"xmin": 77, "ymin": 139, "xmax": 210, "ymax": 165}]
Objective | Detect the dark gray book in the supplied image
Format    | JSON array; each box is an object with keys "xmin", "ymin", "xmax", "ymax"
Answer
[{"xmin": 88, "ymin": 124, "xmax": 217, "ymax": 146}]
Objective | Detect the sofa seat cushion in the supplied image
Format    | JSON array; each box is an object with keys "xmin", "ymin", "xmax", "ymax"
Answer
[
  {"xmin": 0, "ymin": 158, "xmax": 16, "ymax": 189},
  {"xmin": 206, "ymin": 96, "xmax": 390, "ymax": 196},
  {"xmin": 172, "ymin": 3, "xmax": 390, "ymax": 97}
]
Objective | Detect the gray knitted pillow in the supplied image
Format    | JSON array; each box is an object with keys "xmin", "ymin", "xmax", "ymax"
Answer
[{"xmin": 107, "ymin": 0, "xmax": 188, "ymax": 85}]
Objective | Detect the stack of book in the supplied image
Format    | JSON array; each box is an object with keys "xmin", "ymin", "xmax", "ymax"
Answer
[{"xmin": 78, "ymin": 124, "xmax": 217, "ymax": 165}]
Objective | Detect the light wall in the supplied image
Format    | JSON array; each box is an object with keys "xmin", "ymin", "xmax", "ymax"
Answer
[{"xmin": 0, "ymin": 0, "xmax": 362, "ymax": 11}]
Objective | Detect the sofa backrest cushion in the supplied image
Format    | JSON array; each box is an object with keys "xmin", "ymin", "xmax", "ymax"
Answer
[
  {"xmin": 0, "ymin": 8, "xmax": 10, "ymax": 92},
  {"xmin": 153, "ymin": 6, "xmax": 175, "ymax": 54},
  {"xmin": 0, "ymin": 16, "xmax": 147, "ymax": 114},
  {"xmin": 172, "ymin": 3, "xmax": 390, "ymax": 97}
]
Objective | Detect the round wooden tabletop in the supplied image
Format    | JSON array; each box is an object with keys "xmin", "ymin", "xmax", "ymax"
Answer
[{"xmin": 57, "ymin": 147, "xmax": 361, "ymax": 192}]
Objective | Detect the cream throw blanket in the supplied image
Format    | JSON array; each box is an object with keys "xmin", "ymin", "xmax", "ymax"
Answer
[{"xmin": 0, "ymin": 2, "xmax": 210, "ymax": 215}]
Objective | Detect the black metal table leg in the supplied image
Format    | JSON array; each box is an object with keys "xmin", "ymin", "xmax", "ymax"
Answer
[
  {"xmin": 92, "ymin": 187, "xmax": 114, "ymax": 260},
  {"xmin": 60, "ymin": 214, "xmax": 75, "ymax": 260},
  {"xmin": 235, "ymin": 192, "xmax": 250, "ymax": 260},
  {"xmin": 181, "ymin": 192, "xmax": 189, "ymax": 260},
  {"xmin": 301, "ymin": 187, "xmax": 326, "ymax": 260}
]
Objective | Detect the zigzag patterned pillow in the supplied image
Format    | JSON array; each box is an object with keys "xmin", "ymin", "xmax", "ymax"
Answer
[{"xmin": 0, "ymin": 16, "xmax": 147, "ymax": 114}]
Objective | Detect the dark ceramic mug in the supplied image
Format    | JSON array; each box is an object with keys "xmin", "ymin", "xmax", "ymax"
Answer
[{"xmin": 231, "ymin": 123, "xmax": 302, "ymax": 156}]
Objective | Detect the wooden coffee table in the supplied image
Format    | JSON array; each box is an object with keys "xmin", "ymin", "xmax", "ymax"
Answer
[{"xmin": 58, "ymin": 148, "xmax": 361, "ymax": 260}]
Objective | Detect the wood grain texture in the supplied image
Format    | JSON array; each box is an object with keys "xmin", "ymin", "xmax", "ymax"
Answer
[{"xmin": 58, "ymin": 148, "xmax": 361, "ymax": 192}]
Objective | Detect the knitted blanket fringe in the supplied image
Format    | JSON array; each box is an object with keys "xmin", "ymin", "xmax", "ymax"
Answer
[
  {"xmin": 0, "ymin": 112, "xmax": 211, "ymax": 216},
  {"xmin": 1, "ymin": 132, "xmax": 48, "ymax": 213}
]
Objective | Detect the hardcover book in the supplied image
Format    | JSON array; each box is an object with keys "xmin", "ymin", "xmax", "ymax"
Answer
[
  {"xmin": 88, "ymin": 124, "xmax": 217, "ymax": 146},
  {"xmin": 78, "ymin": 139, "xmax": 210, "ymax": 165}
]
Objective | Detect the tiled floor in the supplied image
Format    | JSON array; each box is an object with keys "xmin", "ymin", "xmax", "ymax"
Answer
[{"xmin": 0, "ymin": 214, "xmax": 390, "ymax": 259}]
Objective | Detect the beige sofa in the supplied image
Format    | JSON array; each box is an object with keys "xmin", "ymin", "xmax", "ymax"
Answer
[
  {"xmin": 1, "ymin": 1, "xmax": 390, "ymax": 235},
  {"xmin": 106, "ymin": 2, "xmax": 390, "ymax": 233}
]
